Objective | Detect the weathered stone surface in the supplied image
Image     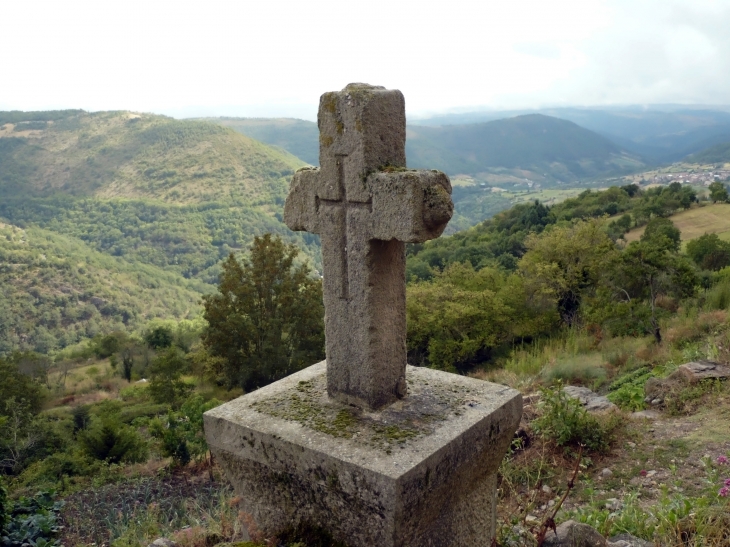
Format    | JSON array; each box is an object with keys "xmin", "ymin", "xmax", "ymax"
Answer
[
  {"xmin": 672, "ymin": 360, "xmax": 730, "ymax": 383},
  {"xmin": 542, "ymin": 520, "xmax": 607, "ymax": 547},
  {"xmin": 563, "ymin": 385, "xmax": 616, "ymax": 412},
  {"xmin": 204, "ymin": 361, "xmax": 521, "ymax": 547},
  {"xmin": 148, "ymin": 539, "xmax": 178, "ymax": 547},
  {"xmin": 283, "ymin": 83, "xmax": 453, "ymax": 411}
]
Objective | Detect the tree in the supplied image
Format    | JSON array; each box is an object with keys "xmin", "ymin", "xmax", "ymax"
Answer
[
  {"xmin": 148, "ymin": 347, "xmax": 193, "ymax": 406},
  {"xmin": 686, "ymin": 233, "xmax": 730, "ymax": 271},
  {"xmin": 202, "ymin": 234, "xmax": 325, "ymax": 391},
  {"xmin": 144, "ymin": 326, "xmax": 174, "ymax": 349},
  {"xmin": 0, "ymin": 357, "xmax": 44, "ymax": 418},
  {"xmin": 406, "ymin": 263, "xmax": 555, "ymax": 371},
  {"xmin": 519, "ymin": 218, "xmax": 618, "ymax": 326},
  {"xmin": 709, "ymin": 181, "xmax": 729, "ymax": 203},
  {"xmin": 642, "ymin": 217, "xmax": 681, "ymax": 253},
  {"xmin": 610, "ymin": 236, "xmax": 697, "ymax": 344}
]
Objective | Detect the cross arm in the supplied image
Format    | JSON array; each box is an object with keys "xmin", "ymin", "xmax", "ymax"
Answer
[
  {"xmin": 367, "ymin": 170, "xmax": 453, "ymax": 243},
  {"xmin": 283, "ymin": 167, "xmax": 322, "ymax": 234}
]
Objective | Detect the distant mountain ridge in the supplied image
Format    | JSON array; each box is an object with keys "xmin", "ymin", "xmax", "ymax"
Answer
[
  {"xmin": 406, "ymin": 114, "xmax": 643, "ymax": 181},
  {"xmin": 412, "ymin": 106, "xmax": 730, "ymax": 164},
  {"xmin": 201, "ymin": 117, "xmax": 319, "ymax": 166},
  {"xmin": 204, "ymin": 113, "xmax": 643, "ymax": 182}
]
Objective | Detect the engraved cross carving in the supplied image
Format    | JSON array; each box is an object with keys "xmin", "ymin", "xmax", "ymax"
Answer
[
  {"xmin": 284, "ymin": 83, "xmax": 454, "ymax": 410},
  {"xmin": 316, "ymin": 154, "xmax": 372, "ymax": 300}
]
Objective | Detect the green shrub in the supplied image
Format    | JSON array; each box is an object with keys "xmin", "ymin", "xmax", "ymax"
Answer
[
  {"xmin": 532, "ymin": 384, "xmax": 619, "ymax": 453},
  {"xmin": 78, "ymin": 417, "xmax": 148, "ymax": 464},
  {"xmin": 705, "ymin": 278, "xmax": 730, "ymax": 311},
  {"xmin": 606, "ymin": 367, "xmax": 651, "ymax": 411},
  {"xmin": 72, "ymin": 405, "xmax": 91, "ymax": 433},
  {"xmin": 0, "ymin": 476, "xmax": 8, "ymax": 534}
]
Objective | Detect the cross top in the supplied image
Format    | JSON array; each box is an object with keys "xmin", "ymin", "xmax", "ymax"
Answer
[{"xmin": 285, "ymin": 83, "xmax": 453, "ymax": 410}]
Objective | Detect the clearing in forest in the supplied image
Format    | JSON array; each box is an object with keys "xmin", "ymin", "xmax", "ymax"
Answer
[{"xmin": 624, "ymin": 203, "xmax": 730, "ymax": 243}]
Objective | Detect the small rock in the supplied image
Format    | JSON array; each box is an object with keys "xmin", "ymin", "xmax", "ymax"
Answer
[
  {"xmin": 526, "ymin": 514, "xmax": 539, "ymax": 524},
  {"xmin": 548, "ymin": 499, "xmax": 556, "ymax": 507},
  {"xmin": 646, "ymin": 470, "xmax": 657, "ymax": 477},
  {"xmin": 563, "ymin": 386, "xmax": 617, "ymax": 412},
  {"xmin": 627, "ymin": 442, "xmax": 636, "ymax": 448},
  {"xmin": 149, "ymin": 539, "xmax": 178, "ymax": 547},
  {"xmin": 630, "ymin": 409, "xmax": 660, "ymax": 420},
  {"xmin": 605, "ymin": 498, "xmax": 622, "ymax": 511},
  {"xmin": 542, "ymin": 484, "xmax": 553, "ymax": 494},
  {"xmin": 673, "ymin": 360, "xmax": 730, "ymax": 383},
  {"xmin": 650, "ymin": 398, "xmax": 662, "ymax": 406},
  {"xmin": 601, "ymin": 468, "xmax": 613, "ymax": 477},
  {"xmin": 608, "ymin": 532, "xmax": 653, "ymax": 547},
  {"xmin": 542, "ymin": 519, "xmax": 607, "ymax": 546}
]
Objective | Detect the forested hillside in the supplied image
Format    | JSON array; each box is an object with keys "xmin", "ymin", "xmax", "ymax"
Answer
[
  {"xmin": 687, "ymin": 141, "xmax": 730, "ymax": 164},
  {"xmin": 0, "ymin": 110, "xmax": 321, "ymax": 354},
  {"xmin": 203, "ymin": 117, "xmax": 319, "ymax": 166},
  {"xmin": 406, "ymin": 114, "xmax": 644, "ymax": 180}
]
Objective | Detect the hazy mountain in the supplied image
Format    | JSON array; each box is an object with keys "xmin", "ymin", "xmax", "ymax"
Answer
[
  {"xmin": 205, "ymin": 114, "xmax": 642, "ymax": 182},
  {"xmin": 199, "ymin": 117, "xmax": 320, "ymax": 166},
  {"xmin": 686, "ymin": 141, "xmax": 730, "ymax": 164},
  {"xmin": 406, "ymin": 114, "xmax": 644, "ymax": 181},
  {"xmin": 413, "ymin": 106, "xmax": 730, "ymax": 164}
]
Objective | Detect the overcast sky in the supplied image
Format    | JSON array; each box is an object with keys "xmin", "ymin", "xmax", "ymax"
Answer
[{"xmin": 1, "ymin": 0, "xmax": 728, "ymax": 120}]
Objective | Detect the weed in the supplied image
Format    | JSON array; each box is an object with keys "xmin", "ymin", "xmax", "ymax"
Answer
[{"xmin": 532, "ymin": 384, "xmax": 621, "ymax": 453}]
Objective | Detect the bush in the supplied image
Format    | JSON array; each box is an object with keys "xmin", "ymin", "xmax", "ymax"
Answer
[
  {"xmin": 148, "ymin": 348, "xmax": 193, "ymax": 406},
  {"xmin": 606, "ymin": 367, "xmax": 651, "ymax": 411},
  {"xmin": 78, "ymin": 417, "xmax": 148, "ymax": 464},
  {"xmin": 532, "ymin": 384, "xmax": 619, "ymax": 453},
  {"xmin": 0, "ymin": 476, "xmax": 8, "ymax": 534}
]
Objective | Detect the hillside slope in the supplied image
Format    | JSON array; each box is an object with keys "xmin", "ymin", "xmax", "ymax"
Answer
[
  {"xmin": 0, "ymin": 222, "xmax": 206, "ymax": 354},
  {"xmin": 406, "ymin": 114, "xmax": 644, "ymax": 181},
  {"xmin": 0, "ymin": 110, "xmax": 304, "ymax": 203},
  {"xmin": 202, "ymin": 117, "xmax": 319, "ymax": 166},
  {"xmin": 687, "ymin": 141, "xmax": 730, "ymax": 164},
  {"xmin": 0, "ymin": 110, "xmax": 321, "ymax": 355}
]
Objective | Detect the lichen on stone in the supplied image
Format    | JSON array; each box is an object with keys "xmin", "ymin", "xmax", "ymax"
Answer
[{"xmin": 249, "ymin": 372, "xmax": 472, "ymax": 452}]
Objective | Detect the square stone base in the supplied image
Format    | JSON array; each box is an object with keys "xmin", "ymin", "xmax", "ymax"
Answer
[{"xmin": 203, "ymin": 362, "xmax": 521, "ymax": 547}]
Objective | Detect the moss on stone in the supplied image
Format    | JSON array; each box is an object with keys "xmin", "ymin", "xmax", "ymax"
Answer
[{"xmin": 250, "ymin": 372, "xmax": 471, "ymax": 452}]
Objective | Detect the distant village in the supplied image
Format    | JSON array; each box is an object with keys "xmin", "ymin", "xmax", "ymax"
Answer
[{"xmin": 641, "ymin": 169, "xmax": 730, "ymax": 187}]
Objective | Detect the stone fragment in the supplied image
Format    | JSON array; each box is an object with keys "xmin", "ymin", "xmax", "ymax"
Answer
[
  {"xmin": 542, "ymin": 520, "xmax": 607, "ymax": 546},
  {"xmin": 608, "ymin": 533, "xmax": 653, "ymax": 547},
  {"xmin": 672, "ymin": 360, "xmax": 730, "ymax": 383},
  {"xmin": 562, "ymin": 385, "xmax": 616, "ymax": 412},
  {"xmin": 601, "ymin": 468, "xmax": 613, "ymax": 477},
  {"xmin": 149, "ymin": 539, "xmax": 178, "ymax": 547},
  {"xmin": 630, "ymin": 409, "xmax": 660, "ymax": 420}
]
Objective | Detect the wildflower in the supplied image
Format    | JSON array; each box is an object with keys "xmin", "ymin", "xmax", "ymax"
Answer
[
  {"xmin": 725, "ymin": 478, "xmax": 730, "ymax": 487},
  {"xmin": 718, "ymin": 455, "xmax": 729, "ymax": 465},
  {"xmin": 720, "ymin": 486, "xmax": 730, "ymax": 497},
  {"xmin": 640, "ymin": 470, "xmax": 647, "ymax": 477}
]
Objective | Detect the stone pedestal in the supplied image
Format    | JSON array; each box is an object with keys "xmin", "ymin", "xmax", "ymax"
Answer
[{"xmin": 204, "ymin": 361, "xmax": 521, "ymax": 547}]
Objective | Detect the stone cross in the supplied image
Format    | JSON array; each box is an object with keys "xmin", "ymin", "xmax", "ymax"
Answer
[{"xmin": 284, "ymin": 83, "xmax": 453, "ymax": 410}]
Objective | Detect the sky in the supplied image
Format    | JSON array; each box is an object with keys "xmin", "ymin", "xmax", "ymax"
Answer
[{"xmin": 1, "ymin": 0, "xmax": 729, "ymax": 120}]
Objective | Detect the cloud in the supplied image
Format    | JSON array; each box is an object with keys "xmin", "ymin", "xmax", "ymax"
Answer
[{"xmin": 0, "ymin": 0, "xmax": 727, "ymax": 115}]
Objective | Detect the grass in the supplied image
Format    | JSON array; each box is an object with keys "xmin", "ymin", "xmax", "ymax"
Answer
[{"xmin": 624, "ymin": 203, "xmax": 730, "ymax": 243}]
